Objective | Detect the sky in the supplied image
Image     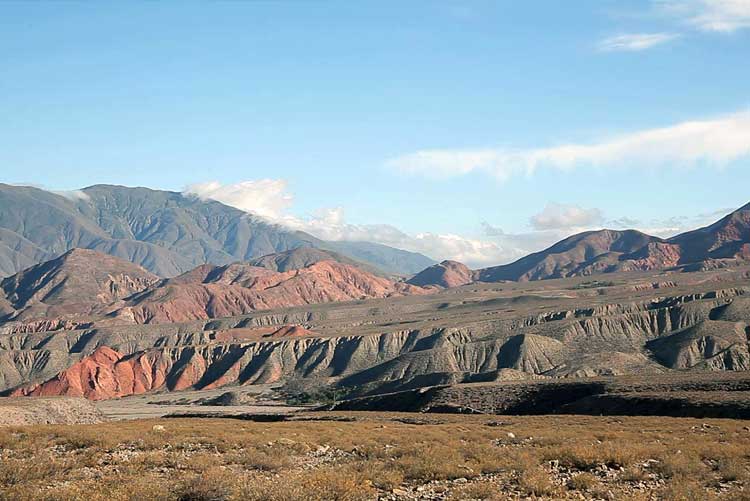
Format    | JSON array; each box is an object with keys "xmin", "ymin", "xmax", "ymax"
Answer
[{"xmin": 2, "ymin": 0, "xmax": 750, "ymax": 267}]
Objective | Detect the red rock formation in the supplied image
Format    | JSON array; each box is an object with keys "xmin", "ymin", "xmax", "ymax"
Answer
[
  {"xmin": 113, "ymin": 260, "xmax": 429, "ymax": 324},
  {"xmin": 407, "ymin": 260, "xmax": 475, "ymax": 288},
  {"xmin": 10, "ymin": 346, "xmax": 186, "ymax": 400}
]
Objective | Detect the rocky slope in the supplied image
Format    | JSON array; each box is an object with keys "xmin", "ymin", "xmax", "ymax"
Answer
[
  {"xmin": 0, "ymin": 184, "xmax": 434, "ymax": 277},
  {"xmin": 0, "ymin": 249, "xmax": 158, "ymax": 322},
  {"xmin": 112, "ymin": 260, "xmax": 428, "ymax": 324},
  {"xmin": 3, "ymin": 269, "xmax": 748, "ymax": 400},
  {"xmin": 0, "ymin": 396, "xmax": 105, "ymax": 425}
]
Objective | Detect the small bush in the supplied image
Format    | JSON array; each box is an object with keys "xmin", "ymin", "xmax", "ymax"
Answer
[
  {"xmin": 568, "ymin": 472, "xmax": 597, "ymax": 491},
  {"xmin": 175, "ymin": 468, "xmax": 237, "ymax": 501},
  {"xmin": 449, "ymin": 482, "xmax": 501, "ymax": 500},
  {"xmin": 518, "ymin": 467, "xmax": 558, "ymax": 497}
]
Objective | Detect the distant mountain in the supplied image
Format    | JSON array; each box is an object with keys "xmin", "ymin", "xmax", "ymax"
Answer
[
  {"xmin": 406, "ymin": 260, "xmax": 475, "ymax": 288},
  {"xmin": 1, "ymin": 249, "xmax": 158, "ymax": 322},
  {"xmin": 319, "ymin": 240, "xmax": 435, "ymax": 278},
  {"xmin": 408, "ymin": 202, "xmax": 750, "ymax": 284},
  {"xmin": 0, "ymin": 184, "xmax": 434, "ymax": 277},
  {"xmin": 477, "ymin": 229, "xmax": 667, "ymax": 282}
]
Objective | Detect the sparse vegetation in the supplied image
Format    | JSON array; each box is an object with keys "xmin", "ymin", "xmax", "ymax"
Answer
[
  {"xmin": 569, "ymin": 280, "xmax": 616, "ymax": 290},
  {"xmin": 0, "ymin": 413, "xmax": 748, "ymax": 500}
]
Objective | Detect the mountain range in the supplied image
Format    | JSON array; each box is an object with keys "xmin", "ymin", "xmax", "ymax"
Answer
[
  {"xmin": 408, "ymin": 202, "xmax": 750, "ymax": 287},
  {"xmin": 0, "ymin": 247, "xmax": 427, "ymax": 328},
  {"xmin": 1, "ymin": 183, "xmax": 750, "ymax": 402},
  {"xmin": 0, "ymin": 184, "xmax": 434, "ymax": 278},
  {"xmin": 2, "ymin": 184, "xmax": 749, "ymax": 289}
]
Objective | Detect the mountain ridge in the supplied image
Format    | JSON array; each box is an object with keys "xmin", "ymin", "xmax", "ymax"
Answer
[
  {"xmin": 408, "ymin": 203, "xmax": 750, "ymax": 286},
  {"xmin": 0, "ymin": 184, "xmax": 434, "ymax": 277}
]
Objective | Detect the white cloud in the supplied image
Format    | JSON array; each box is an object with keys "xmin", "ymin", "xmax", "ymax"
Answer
[
  {"xmin": 181, "ymin": 180, "xmax": 522, "ymax": 267},
  {"xmin": 179, "ymin": 180, "xmax": 742, "ymax": 270},
  {"xmin": 660, "ymin": 0, "xmax": 750, "ymax": 32},
  {"xmin": 530, "ymin": 203, "xmax": 604, "ymax": 231},
  {"xmin": 279, "ymin": 207, "xmax": 522, "ymax": 267},
  {"xmin": 13, "ymin": 183, "xmax": 91, "ymax": 202},
  {"xmin": 608, "ymin": 217, "xmax": 641, "ymax": 228},
  {"xmin": 598, "ymin": 32, "xmax": 679, "ymax": 51},
  {"xmin": 184, "ymin": 180, "xmax": 293, "ymax": 219},
  {"xmin": 387, "ymin": 110, "xmax": 750, "ymax": 180},
  {"xmin": 54, "ymin": 189, "xmax": 90, "ymax": 201}
]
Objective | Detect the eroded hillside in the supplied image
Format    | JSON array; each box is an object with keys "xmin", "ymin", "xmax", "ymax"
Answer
[{"xmin": 1, "ymin": 262, "xmax": 749, "ymax": 400}]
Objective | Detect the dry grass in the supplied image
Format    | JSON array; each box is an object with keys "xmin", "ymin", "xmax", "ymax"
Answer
[
  {"xmin": 0, "ymin": 413, "xmax": 748, "ymax": 500},
  {"xmin": 568, "ymin": 472, "xmax": 598, "ymax": 491}
]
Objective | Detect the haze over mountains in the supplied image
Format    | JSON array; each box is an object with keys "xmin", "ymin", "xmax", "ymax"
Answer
[{"xmin": 0, "ymin": 184, "xmax": 434, "ymax": 278}]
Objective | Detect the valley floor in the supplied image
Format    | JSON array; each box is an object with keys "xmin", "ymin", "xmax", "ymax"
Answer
[{"xmin": 1, "ymin": 412, "xmax": 749, "ymax": 500}]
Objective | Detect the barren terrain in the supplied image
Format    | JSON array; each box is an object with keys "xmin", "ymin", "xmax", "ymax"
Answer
[{"xmin": 2, "ymin": 413, "xmax": 750, "ymax": 500}]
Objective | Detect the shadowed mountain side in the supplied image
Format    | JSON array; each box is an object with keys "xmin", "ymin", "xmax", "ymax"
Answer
[
  {"xmin": 327, "ymin": 372, "xmax": 750, "ymax": 418},
  {"xmin": 670, "ymin": 202, "xmax": 750, "ymax": 263},
  {"xmin": 318, "ymin": 240, "xmax": 435, "ymax": 277},
  {"xmin": 1, "ymin": 249, "xmax": 159, "ymax": 322},
  {"xmin": 646, "ymin": 320, "xmax": 750, "ymax": 370},
  {"xmin": 0, "ymin": 228, "xmax": 54, "ymax": 277}
]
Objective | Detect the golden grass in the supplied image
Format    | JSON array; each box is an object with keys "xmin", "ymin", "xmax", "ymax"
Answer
[{"xmin": 0, "ymin": 413, "xmax": 748, "ymax": 500}]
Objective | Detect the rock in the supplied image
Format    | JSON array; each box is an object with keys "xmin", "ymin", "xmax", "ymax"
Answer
[
  {"xmin": 152, "ymin": 425, "xmax": 166, "ymax": 432},
  {"xmin": 507, "ymin": 432, "xmax": 516, "ymax": 439}
]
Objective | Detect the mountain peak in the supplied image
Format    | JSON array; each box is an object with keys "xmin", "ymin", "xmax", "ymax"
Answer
[{"xmin": 407, "ymin": 260, "xmax": 474, "ymax": 288}]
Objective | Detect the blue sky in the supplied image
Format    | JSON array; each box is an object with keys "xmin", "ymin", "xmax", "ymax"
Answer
[{"xmin": 2, "ymin": 1, "xmax": 750, "ymax": 266}]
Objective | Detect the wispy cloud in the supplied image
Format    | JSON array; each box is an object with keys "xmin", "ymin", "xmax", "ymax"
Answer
[
  {"xmin": 597, "ymin": 32, "xmax": 679, "ymax": 51},
  {"xmin": 386, "ymin": 110, "xmax": 750, "ymax": 180},
  {"xmin": 530, "ymin": 204, "xmax": 604, "ymax": 231},
  {"xmin": 182, "ymin": 180, "xmax": 743, "ymax": 269},
  {"xmin": 659, "ymin": 0, "xmax": 750, "ymax": 33}
]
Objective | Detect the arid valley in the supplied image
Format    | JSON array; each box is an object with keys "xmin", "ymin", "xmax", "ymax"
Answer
[
  {"xmin": 0, "ymin": 185, "xmax": 750, "ymax": 499},
  {"xmin": 4, "ymin": 1, "xmax": 750, "ymax": 498}
]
